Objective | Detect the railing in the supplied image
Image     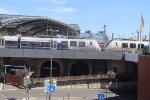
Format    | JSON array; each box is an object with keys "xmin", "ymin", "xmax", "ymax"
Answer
[
  {"xmin": 34, "ymin": 74, "xmax": 116, "ymax": 81},
  {"xmin": 4, "ymin": 74, "xmax": 116, "ymax": 87}
]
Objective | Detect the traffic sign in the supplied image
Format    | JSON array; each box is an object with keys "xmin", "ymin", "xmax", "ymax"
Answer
[
  {"xmin": 48, "ymin": 85, "xmax": 56, "ymax": 92},
  {"xmin": 44, "ymin": 79, "xmax": 57, "ymax": 93},
  {"xmin": 98, "ymin": 93, "xmax": 105, "ymax": 100}
]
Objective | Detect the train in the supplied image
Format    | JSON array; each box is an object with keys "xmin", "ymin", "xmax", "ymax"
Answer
[
  {"xmin": 0, "ymin": 36, "xmax": 101, "ymax": 51},
  {"xmin": 105, "ymin": 39, "xmax": 150, "ymax": 52},
  {"xmin": 1, "ymin": 36, "xmax": 149, "ymax": 53}
]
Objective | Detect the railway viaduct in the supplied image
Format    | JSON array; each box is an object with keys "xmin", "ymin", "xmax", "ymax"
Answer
[{"xmin": 0, "ymin": 48, "xmax": 138, "ymax": 80}]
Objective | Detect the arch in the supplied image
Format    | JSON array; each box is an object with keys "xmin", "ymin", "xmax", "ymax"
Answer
[
  {"xmin": 40, "ymin": 60, "xmax": 60, "ymax": 78},
  {"xmin": 70, "ymin": 61, "xmax": 89, "ymax": 76}
]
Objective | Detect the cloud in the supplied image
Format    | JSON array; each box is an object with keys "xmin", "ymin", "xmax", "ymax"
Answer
[
  {"xmin": 0, "ymin": 8, "xmax": 18, "ymax": 14},
  {"xmin": 38, "ymin": 6, "xmax": 77, "ymax": 14},
  {"xmin": 33, "ymin": 0, "xmax": 67, "ymax": 4}
]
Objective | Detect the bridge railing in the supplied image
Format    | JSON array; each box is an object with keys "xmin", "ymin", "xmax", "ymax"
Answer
[{"xmin": 4, "ymin": 74, "xmax": 116, "ymax": 88}]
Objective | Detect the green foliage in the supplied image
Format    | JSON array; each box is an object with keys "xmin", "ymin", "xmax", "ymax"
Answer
[{"xmin": 141, "ymin": 48, "xmax": 150, "ymax": 55}]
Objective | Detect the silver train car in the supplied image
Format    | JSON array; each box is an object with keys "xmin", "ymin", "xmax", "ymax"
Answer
[
  {"xmin": 0, "ymin": 36, "xmax": 101, "ymax": 51},
  {"xmin": 105, "ymin": 39, "xmax": 149, "ymax": 52}
]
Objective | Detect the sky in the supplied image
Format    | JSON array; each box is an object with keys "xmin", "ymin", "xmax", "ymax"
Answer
[{"xmin": 0, "ymin": 0, "xmax": 150, "ymax": 39}]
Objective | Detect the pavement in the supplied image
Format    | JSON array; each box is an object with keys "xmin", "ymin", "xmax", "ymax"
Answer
[{"xmin": 0, "ymin": 83, "xmax": 18, "ymax": 91}]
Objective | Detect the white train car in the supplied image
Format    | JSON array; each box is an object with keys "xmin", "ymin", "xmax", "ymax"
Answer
[
  {"xmin": 105, "ymin": 39, "xmax": 149, "ymax": 52},
  {"xmin": 0, "ymin": 36, "xmax": 101, "ymax": 51}
]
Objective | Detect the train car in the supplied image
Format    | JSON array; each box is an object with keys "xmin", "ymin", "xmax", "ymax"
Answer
[
  {"xmin": 105, "ymin": 39, "xmax": 149, "ymax": 52},
  {"xmin": 0, "ymin": 36, "xmax": 101, "ymax": 51}
]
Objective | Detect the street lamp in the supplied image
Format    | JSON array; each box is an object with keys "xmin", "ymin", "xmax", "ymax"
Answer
[{"xmin": 46, "ymin": 26, "xmax": 53, "ymax": 100}]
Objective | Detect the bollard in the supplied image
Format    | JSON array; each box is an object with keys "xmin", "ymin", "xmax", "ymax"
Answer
[{"xmin": 68, "ymin": 93, "xmax": 69, "ymax": 99}]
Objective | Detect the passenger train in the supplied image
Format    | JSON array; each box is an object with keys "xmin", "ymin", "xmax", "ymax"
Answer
[
  {"xmin": 105, "ymin": 39, "xmax": 149, "ymax": 52},
  {"xmin": 0, "ymin": 36, "xmax": 101, "ymax": 51}
]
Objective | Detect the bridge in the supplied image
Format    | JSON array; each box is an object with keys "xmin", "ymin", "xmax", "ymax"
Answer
[{"xmin": 0, "ymin": 48, "xmax": 138, "ymax": 61}]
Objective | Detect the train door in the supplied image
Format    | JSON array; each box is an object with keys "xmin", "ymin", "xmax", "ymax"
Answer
[{"xmin": 52, "ymin": 41, "xmax": 57, "ymax": 50}]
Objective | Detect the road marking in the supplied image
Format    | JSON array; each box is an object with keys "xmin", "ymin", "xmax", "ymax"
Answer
[
  {"xmin": 3, "ymin": 89, "xmax": 17, "ymax": 91},
  {"xmin": 19, "ymin": 90, "xmax": 26, "ymax": 95},
  {"xmin": 22, "ymin": 97, "xmax": 37, "ymax": 100}
]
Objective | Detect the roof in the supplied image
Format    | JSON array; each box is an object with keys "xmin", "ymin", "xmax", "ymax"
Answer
[{"xmin": 0, "ymin": 14, "xmax": 80, "ymax": 36}]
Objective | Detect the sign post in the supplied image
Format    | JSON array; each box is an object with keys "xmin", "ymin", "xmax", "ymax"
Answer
[
  {"xmin": 44, "ymin": 79, "xmax": 57, "ymax": 100},
  {"xmin": 24, "ymin": 71, "xmax": 34, "ymax": 100}
]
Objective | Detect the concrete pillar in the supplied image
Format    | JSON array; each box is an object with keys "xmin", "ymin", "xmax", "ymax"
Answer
[
  {"xmin": 58, "ymin": 60, "xmax": 64, "ymax": 76},
  {"xmin": 67, "ymin": 60, "xmax": 76, "ymax": 76}
]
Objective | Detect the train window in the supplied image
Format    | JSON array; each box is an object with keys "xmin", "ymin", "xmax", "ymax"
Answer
[
  {"xmin": 130, "ymin": 43, "xmax": 136, "ymax": 48},
  {"xmin": 21, "ymin": 41, "xmax": 30, "ymax": 46},
  {"xmin": 37, "ymin": 42, "xmax": 41, "ymax": 47},
  {"xmin": 122, "ymin": 43, "xmax": 128, "ymax": 48},
  {"xmin": 70, "ymin": 41, "xmax": 77, "ymax": 47},
  {"xmin": 21, "ymin": 41, "xmax": 32, "ymax": 48},
  {"xmin": 79, "ymin": 41, "xmax": 85, "ymax": 47},
  {"xmin": 61, "ymin": 41, "xmax": 68, "ymax": 49},
  {"xmin": 5, "ymin": 41, "xmax": 18, "ymax": 47},
  {"xmin": 1, "ymin": 39, "xmax": 4, "ymax": 46},
  {"xmin": 90, "ymin": 42, "xmax": 92, "ymax": 45},
  {"xmin": 41, "ymin": 42, "xmax": 50, "ymax": 47},
  {"xmin": 115, "ymin": 43, "xmax": 118, "ymax": 46},
  {"xmin": 32, "ymin": 42, "xmax": 38, "ymax": 48},
  {"xmin": 138, "ymin": 44, "xmax": 144, "ymax": 48}
]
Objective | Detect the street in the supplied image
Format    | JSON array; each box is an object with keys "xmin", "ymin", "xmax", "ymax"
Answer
[{"xmin": 0, "ymin": 84, "xmax": 136, "ymax": 100}]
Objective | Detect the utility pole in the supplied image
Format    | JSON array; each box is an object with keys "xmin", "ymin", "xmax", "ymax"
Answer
[{"xmin": 149, "ymin": 25, "xmax": 150, "ymax": 53}]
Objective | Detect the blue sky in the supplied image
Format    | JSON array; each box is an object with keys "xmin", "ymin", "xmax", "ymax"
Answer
[{"xmin": 0, "ymin": 0, "xmax": 150, "ymax": 39}]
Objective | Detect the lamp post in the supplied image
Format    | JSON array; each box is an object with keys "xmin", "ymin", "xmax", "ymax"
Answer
[{"xmin": 47, "ymin": 26, "xmax": 53, "ymax": 100}]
